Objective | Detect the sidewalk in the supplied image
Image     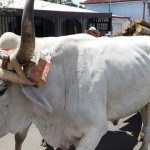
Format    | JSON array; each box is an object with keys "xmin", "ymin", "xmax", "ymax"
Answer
[{"xmin": 0, "ymin": 124, "xmax": 45, "ymax": 150}]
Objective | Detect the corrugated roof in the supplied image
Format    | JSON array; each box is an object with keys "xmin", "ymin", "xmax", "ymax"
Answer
[
  {"xmin": 0, "ymin": 0, "xmax": 97, "ymax": 13},
  {"xmin": 0, "ymin": 0, "xmax": 112, "ymax": 19},
  {"xmin": 80, "ymin": 0, "xmax": 142, "ymax": 4},
  {"xmin": 112, "ymin": 15, "xmax": 130, "ymax": 19}
]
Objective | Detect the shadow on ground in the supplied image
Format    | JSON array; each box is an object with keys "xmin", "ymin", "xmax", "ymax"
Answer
[
  {"xmin": 96, "ymin": 113, "xmax": 142, "ymax": 150},
  {"xmin": 45, "ymin": 113, "xmax": 142, "ymax": 150}
]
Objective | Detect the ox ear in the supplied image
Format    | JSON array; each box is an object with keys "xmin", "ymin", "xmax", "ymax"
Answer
[{"xmin": 21, "ymin": 86, "xmax": 53, "ymax": 113}]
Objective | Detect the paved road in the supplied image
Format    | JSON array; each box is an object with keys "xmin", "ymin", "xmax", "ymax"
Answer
[{"xmin": 0, "ymin": 113, "xmax": 148, "ymax": 150}]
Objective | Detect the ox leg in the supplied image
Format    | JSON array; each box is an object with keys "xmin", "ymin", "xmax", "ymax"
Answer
[
  {"xmin": 76, "ymin": 123, "xmax": 108, "ymax": 150},
  {"xmin": 138, "ymin": 109, "xmax": 145, "ymax": 141},
  {"xmin": 15, "ymin": 123, "xmax": 31, "ymax": 150},
  {"xmin": 139, "ymin": 103, "xmax": 150, "ymax": 150}
]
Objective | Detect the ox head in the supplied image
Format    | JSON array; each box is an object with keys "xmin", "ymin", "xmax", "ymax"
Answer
[
  {"xmin": 0, "ymin": 0, "xmax": 35, "ymax": 85},
  {"xmin": 0, "ymin": 0, "xmax": 51, "ymax": 137},
  {"xmin": 0, "ymin": 0, "xmax": 37, "ymax": 136}
]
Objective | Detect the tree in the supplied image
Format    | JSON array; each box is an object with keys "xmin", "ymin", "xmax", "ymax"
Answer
[
  {"xmin": 0, "ymin": 0, "xmax": 16, "ymax": 12},
  {"xmin": 0, "ymin": 0, "xmax": 84, "ymax": 11}
]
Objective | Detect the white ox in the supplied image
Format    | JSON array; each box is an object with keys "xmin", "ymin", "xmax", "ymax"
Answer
[
  {"xmin": 0, "ymin": 32, "xmax": 96, "ymax": 50},
  {"xmin": 0, "ymin": 31, "xmax": 97, "ymax": 150},
  {"xmin": 1, "ymin": 32, "xmax": 145, "ymax": 149},
  {"xmin": 0, "ymin": 32, "xmax": 145, "ymax": 149},
  {"xmin": 0, "ymin": 32, "xmax": 96, "ymax": 150},
  {"xmin": 0, "ymin": 0, "xmax": 150, "ymax": 150}
]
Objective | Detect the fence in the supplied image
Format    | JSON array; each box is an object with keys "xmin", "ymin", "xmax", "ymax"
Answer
[{"xmin": 0, "ymin": 10, "xmax": 112, "ymax": 37}]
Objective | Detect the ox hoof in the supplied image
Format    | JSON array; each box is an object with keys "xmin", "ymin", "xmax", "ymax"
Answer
[
  {"xmin": 138, "ymin": 132, "xmax": 144, "ymax": 142},
  {"xmin": 40, "ymin": 139, "xmax": 48, "ymax": 147}
]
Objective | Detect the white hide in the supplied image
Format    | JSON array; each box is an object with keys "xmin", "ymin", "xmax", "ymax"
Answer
[
  {"xmin": 0, "ymin": 32, "xmax": 96, "ymax": 51},
  {"xmin": 1, "ymin": 34, "xmax": 150, "ymax": 150},
  {"xmin": 0, "ymin": 32, "xmax": 96, "ymax": 113}
]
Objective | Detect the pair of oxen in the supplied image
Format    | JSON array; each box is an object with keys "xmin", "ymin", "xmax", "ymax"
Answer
[{"xmin": 0, "ymin": 0, "xmax": 150, "ymax": 150}]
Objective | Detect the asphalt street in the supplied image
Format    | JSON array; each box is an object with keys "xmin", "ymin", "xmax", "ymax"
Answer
[{"xmin": 0, "ymin": 113, "xmax": 148, "ymax": 150}]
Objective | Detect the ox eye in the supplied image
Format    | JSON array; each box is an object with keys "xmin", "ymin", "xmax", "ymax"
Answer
[
  {"xmin": 0, "ymin": 88, "xmax": 7, "ymax": 96},
  {"xmin": 0, "ymin": 79, "xmax": 9, "ymax": 96}
]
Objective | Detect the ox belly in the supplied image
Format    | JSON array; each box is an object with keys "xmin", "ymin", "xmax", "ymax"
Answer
[
  {"xmin": 106, "ymin": 65, "xmax": 150, "ymax": 121},
  {"xmin": 33, "ymin": 116, "xmax": 82, "ymax": 149}
]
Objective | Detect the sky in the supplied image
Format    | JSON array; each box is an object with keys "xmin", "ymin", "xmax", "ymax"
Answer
[{"xmin": 73, "ymin": 0, "xmax": 80, "ymax": 5}]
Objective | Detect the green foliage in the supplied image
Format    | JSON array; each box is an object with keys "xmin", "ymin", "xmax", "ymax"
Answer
[
  {"xmin": 0, "ymin": 8, "xmax": 16, "ymax": 13},
  {"xmin": 0, "ymin": 0, "xmax": 84, "ymax": 12},
  {"xmin": 79, "ymin": 5, "xmax": 85, "ymax": 9},
  {"xmin": 0, "ymin": 0, "xmax": 16, "ymax": 13},
  {"xmin": 44, "ymin": 0, "xmax": 78, "ymax": 7}
]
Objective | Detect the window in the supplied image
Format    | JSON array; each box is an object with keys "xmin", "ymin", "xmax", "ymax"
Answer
[{"xmin": 148, "ymin": 2, "xmax": 150, "ymax": 15}]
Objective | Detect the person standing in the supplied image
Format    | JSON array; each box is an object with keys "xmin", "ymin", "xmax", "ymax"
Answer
[{"xmin": 85, "ymin": 26, "xmax": 100, "ymax": 37}]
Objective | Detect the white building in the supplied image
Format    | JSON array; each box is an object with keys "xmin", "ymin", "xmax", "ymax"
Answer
[
  {"xmin": 81, "ymin": 0, "xmax": 150, "ymax": 35},
  {"xmin": 112, "ymin": 15, "xmax": 130, "ymax": 35}
]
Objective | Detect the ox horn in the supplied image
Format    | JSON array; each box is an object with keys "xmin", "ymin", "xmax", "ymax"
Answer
[{"xmin": 11, "ymin": 0, "xmax": 35, "ymax": 65}]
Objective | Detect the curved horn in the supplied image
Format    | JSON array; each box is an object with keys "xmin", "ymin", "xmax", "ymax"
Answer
[{"xmin": 11, "ymin": 0, "xmax": 35, "ymax": 65}]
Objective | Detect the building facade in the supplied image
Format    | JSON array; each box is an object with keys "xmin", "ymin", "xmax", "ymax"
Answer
[
  {"xmin": 81, "ymin": 0, "xmax": 150, "ymax": 21},
  {"xmin": 0, "ymin": 0, "xmax": 112, "ymax": 37},
  {"xmin": 81, "ymin": 0, "xmax": 150, "ymax": 34}
]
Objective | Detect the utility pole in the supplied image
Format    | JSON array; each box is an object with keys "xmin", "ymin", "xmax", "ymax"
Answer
[
  {"xmin": 109, "ymin": 0, "xmax": 111, "ymax": 13},
  {"xmin": 108, "ymin": 0, "xmax": 112, "ymax": 36},
  {"xmin": 143, "ymin": 0, "xmax": 146, "ymax": 20}
]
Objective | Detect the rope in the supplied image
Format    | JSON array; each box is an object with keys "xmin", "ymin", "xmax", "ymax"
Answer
[{"xmin": 1, "ymin": 54, "xmax": 36, "ymax": 85}]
